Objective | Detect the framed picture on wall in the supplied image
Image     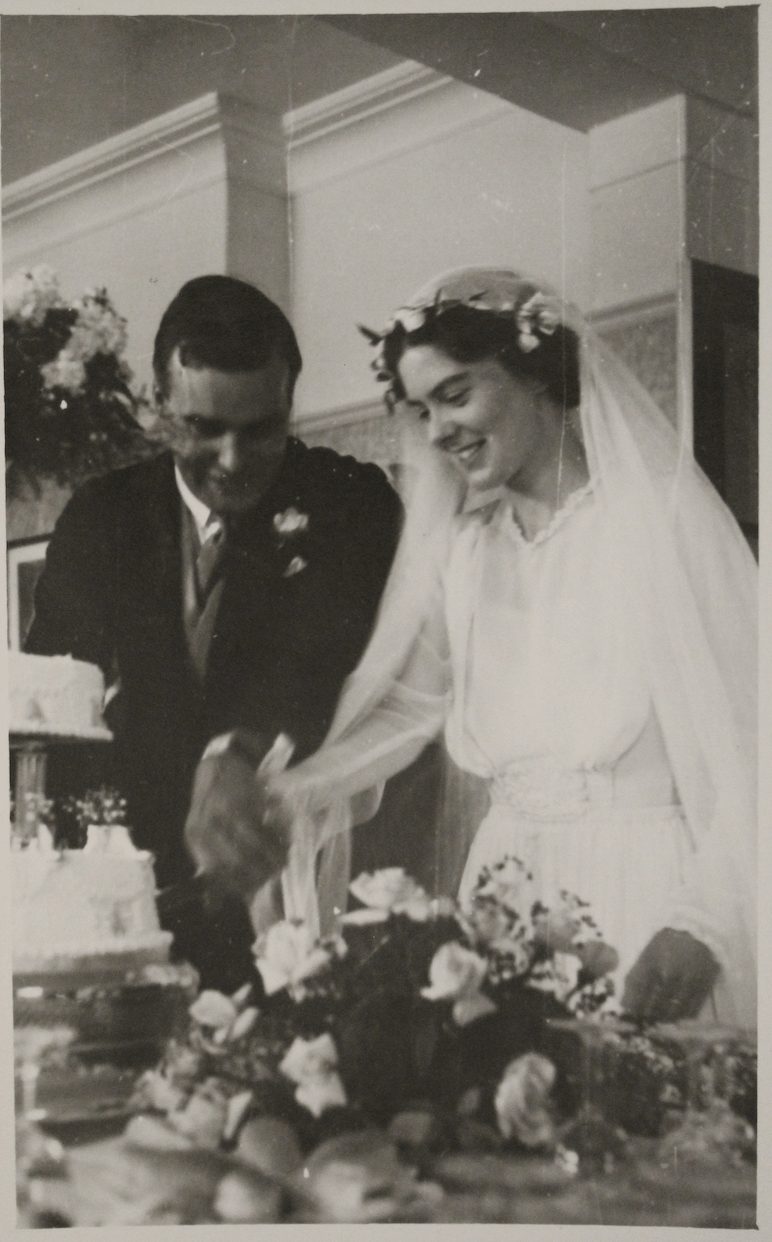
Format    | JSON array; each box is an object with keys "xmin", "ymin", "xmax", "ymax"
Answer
[{"xmin": 7, "ymin": 536, "xmax": 49, "ymax": 650}]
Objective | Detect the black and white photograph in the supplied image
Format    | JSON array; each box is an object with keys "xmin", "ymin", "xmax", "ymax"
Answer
[{"xmin": 2, "ymin": 5, "xmax": 761, "ymax": 1229}]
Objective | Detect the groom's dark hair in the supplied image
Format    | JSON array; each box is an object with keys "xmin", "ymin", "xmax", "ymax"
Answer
[{"xmin": 153, "ymin": 274, "xmax": 302, "ymax": 398}]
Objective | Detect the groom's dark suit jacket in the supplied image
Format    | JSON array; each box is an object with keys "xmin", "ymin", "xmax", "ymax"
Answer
[{"xmin": 26, "ymin": 441, "xmax": 412, "ymax": 984}]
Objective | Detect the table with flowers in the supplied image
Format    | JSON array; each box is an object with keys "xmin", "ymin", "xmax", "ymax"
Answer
[{"xmin": 16, "ymin": 861, "xmax": 757, "ymax": 1228}]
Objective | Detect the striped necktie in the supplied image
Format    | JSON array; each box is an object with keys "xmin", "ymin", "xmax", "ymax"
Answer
[{"xmin": 195, "ymin": 515, "xmax": 226, "ymax": 604}]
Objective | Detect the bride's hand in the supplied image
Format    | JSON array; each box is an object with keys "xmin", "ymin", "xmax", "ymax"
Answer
[
  {"xmin": 621, "ymin": 928, "xmax": 720, "ymax": 1023},
  {"xmin": 185, "ymin": 736, "xmax": 292, "ymax": 899}
]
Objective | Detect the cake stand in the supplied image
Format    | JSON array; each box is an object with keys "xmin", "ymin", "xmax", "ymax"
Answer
[
  {"xmin": 10, "ymin": 724, "xmax": 113, "ymax": 843},
  {"xmin": 10, "ymin": 724, "xmax": 197, "ymax": 1135}
]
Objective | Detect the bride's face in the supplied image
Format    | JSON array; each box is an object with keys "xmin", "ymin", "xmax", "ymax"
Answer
[{"xmin": 397, "ymin": 344, "xmax": 542, "ymax": 492}]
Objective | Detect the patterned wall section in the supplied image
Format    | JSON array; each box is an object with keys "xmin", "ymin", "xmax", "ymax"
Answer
[
  {"xmin": 596, "ymin": 310, "xmax": 679, "ymax": 427},
  {"xmin": 299, "ymin": 408, "xmax": 400, "ymax": 474}
]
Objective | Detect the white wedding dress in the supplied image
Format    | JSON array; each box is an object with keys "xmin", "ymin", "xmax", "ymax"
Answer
[
  {"xmin": 279, "ymin": 478, "xmax": 720, "ymax": 997},
  {"xmin": 446, "ymin": 482, "xmax": 696, "ymax": 986},
  {"xmin": 274, "ymin": 318, "xmax": 756, "ymax": 1028}
]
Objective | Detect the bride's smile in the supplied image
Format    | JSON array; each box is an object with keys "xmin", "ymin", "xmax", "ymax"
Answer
[
  {"xmin": 396, "ymin": 346, "xmax": 544, "ymax": 493},
  {"xmin": 396, "ymin": 343, "xmax": 588, "ymax": 537}
]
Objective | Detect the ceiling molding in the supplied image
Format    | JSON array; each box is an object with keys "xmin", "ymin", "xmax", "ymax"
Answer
[
  {"xmin": 283, "ymin": 60, "xmax": 448, "ymax": 148},
  {"xmin": 2, "ymin": 92, "xmax": 284, "ymax": 224},
  {"xmin": 285, "ymin": 62, "xmax": 513, "ymax": 194}
]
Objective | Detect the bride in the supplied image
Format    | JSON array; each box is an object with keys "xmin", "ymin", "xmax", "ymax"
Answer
[{"xmin": 188, "ymin": 268, "xmax": 757, "ymax": 1028}]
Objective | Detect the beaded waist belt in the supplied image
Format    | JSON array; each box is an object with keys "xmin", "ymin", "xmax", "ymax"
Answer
[{"xmin": 487, "ymin": 756, "xmax": 614, "ymax": 821}]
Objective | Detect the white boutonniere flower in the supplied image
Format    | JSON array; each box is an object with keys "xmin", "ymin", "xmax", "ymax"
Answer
[
  {"xmin": 273, "ymin": 508, "xmax": 310, "ymax": 576},
  {"xmin": 273, "ymin": 507, "xmax": 309, "ymax": 538}
]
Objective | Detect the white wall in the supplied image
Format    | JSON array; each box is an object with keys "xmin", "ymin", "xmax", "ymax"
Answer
[
  {"xmin": 287, "ymin": 76, "xmax": 589, "ymax": 419},
  {"xmin": 4, "ymin": 73, "xmax": 753, "ymax": 434},
  {"xmin": 588, "ymin": 94, "xmax": 757, "ymax": 313},
  {"xmin": 5, "ymin": 185, "xmax": 229, "ymax": 390},
  {"xmin": 2, "ymin": 94, "xmax": 287, "ymax": 393}
]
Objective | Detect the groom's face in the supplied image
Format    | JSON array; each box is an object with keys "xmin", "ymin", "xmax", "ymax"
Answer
[{"xmin": 160, "ymin": 348, "xmax": 292, "ymax": 514}]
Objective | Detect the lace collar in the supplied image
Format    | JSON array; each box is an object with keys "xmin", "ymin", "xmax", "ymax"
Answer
[{"xmin": 464, "ymin": 478, "xmax": 596, "ymax": 547}]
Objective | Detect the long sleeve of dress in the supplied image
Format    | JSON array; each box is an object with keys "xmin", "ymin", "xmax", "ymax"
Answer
[{"xmin": 272, "ymin": 582, "xmax": 451, "ymax": 820}]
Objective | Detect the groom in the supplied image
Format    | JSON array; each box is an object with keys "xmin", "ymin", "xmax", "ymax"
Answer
[{"xmin": 26, "ymin": 274, "xmax": 407, "ymax": 989}]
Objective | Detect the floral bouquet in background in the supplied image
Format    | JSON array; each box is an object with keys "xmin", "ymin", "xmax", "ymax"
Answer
[
  {"xmin": 3, "ymin": 265, "xmax": 151, "ymax": 496},
  {"xmin": 131, "ymin": 858, "xmax": 621, "ymax": 1163}
]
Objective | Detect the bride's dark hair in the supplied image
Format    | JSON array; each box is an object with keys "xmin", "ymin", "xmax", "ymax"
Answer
[{"xmin": 382, "ymin": 302, "xmax": 581, "ymax": 411}]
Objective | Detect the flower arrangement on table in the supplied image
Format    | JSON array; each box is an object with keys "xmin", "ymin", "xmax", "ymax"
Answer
[
  {"xmin": 12, "ymin": 786, "xmax": 131, "ymax": 851},
  {"xmin": 63, "ymin": 786, "xmax": 129, "ymax": 831},
  {"xmin": 132, "ymin": 858, "xmax": 625, "ymax": 1168},
  {"xmin": 3, "ymin": 265, "xmax": 151, "ymax": 497}
]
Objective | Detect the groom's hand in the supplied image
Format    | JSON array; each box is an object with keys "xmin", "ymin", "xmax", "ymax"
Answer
[
  {"xmin": 185, "ymin": 732, "xmax": 290, "ymax": 899},
  {"xmin": 622, "ymin": 928, "xmax": 720, "ymax": 1023}
]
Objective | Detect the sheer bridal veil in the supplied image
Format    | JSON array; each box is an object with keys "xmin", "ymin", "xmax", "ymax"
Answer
[{"xmin": 276, "ymin": 269, "xmax": 757, "ymax": 1028}]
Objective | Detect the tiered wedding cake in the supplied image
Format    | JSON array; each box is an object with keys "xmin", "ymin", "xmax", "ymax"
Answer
[
  {"xmin": 9, "ymin": 651, "xmax": 174, "ymax": 982},
  {"xmin": 12, "ymin": 826, "xmax": 173, "ymax": 980},
  {"xmin": 10, "ymin": 653, "xmax": 195, "ymax": 1111},
  {"xmin": 8, "ymin": 650, "xmax": 112, "ymax": 739}
]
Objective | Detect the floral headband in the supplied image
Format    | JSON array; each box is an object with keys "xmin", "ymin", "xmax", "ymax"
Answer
[{"xmin": 359, "ymin": 277, "xmax": 564, "ymax": 407}]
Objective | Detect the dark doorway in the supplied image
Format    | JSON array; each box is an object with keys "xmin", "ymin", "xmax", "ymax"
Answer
[{"xmin": 692, "ymin": 260, "xmax": 758, "ymax": 557}]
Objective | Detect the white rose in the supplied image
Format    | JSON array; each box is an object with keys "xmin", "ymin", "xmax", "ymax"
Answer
[
  {"xmin": 421, "ymin": 941, "xmax": 497, "ymax": 1026},
  {"xmin": 254, "ymin": 920, "xmax": 333, "ymax": 999},
  {"xmin": 495, "ymin": 1053, "xmax": 557, "ymax": 1148},
  {"xmin": 280, "ymin": 1034, "xmax": 347, "ymax": 1118},
  {"xmin": 189, "ymin": 989, "xmax": 238, "ymax": 1030},
  {"xmin": 295, "ymin": 1074, "xmax": 348, "ymax": 1118},
  {"xmin": 345, "ymin": 868, "xmax": 432, "ymax": 923},
  {"xmin": 280, "ymin": 1033, "xmax": 338, "ymax": 1082}
]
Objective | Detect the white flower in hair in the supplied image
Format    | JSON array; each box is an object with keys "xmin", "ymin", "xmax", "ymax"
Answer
[
  {"xmin": 394, "ymin": 306, "xmax": 427, "ymax": 334},
  {"xmin": 516, "ymin": 292, "xmax": 561, "ymax": 353}
]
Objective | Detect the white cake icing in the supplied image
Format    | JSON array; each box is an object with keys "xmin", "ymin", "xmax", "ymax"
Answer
[
  {"xmin": 12, "ymin": 826, "xmax": 172, "ymax": 977},
  {"xmin": 8, "ymin": 651, "xmax": 112, "ymax": 739}
]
